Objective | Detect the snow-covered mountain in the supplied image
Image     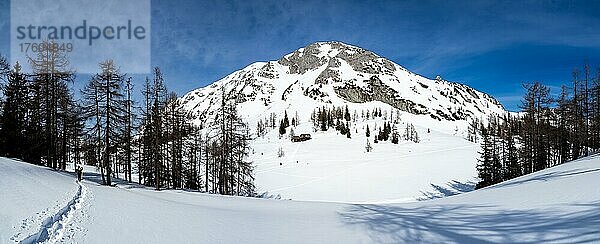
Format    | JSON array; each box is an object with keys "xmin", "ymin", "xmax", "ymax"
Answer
[
  {"xmin": 181, "ymin": 41, "xmax": 505, "ymax": 128},
  {"xmin": 179, "ymin": 41, "xmax": 508, "ymax": 202},
  {"xmin": 2, "ymin": 43, "xmax": 597, "ymax": 243}
]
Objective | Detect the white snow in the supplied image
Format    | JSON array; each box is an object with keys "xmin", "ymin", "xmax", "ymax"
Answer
[
  {"xmin": 179, "ymin": 42, "xmax": 506, "ymax": 202},
  {"xmin": 2, "ymin": 154, "xmax": 600, "ymax": 243},
  {"xmin": 3, "ymin": 42, "xmax": 595, "ymax": 243},
  {"xmin": 0, "ymin": 159, "xmax": 79, "ymax": 243},
  {"xmin": 251, "ymin": 117, "xmax": 479, "ymax": 203}
]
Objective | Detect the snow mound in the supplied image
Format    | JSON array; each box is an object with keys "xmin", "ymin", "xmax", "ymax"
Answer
[{"xmin": 340, "ymin": 154, "xmax": 600, "ymax": 243}]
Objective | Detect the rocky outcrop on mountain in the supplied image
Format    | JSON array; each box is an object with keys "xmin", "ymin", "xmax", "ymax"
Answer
[
  {"xmin": 278, "ymin": 44, "xmax": 327, "ymax": 75},
  {"xmin": 180, "ymin": 41, "xmax": 505, "ymax": 127},
  {"xmin": 334, "ymin": 76, "xmax": 428, "ymax": 115}
]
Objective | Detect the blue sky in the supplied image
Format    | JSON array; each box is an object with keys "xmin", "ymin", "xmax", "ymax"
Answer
[{"xmin": 1, "ymin": 0, "xmax": 600, "ymax": 111}]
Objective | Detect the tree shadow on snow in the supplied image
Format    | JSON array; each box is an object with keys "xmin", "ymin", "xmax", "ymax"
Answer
[
  {"xmin": 338, "ymin": 202, "xmax": 600, "ymax": 243},
  {"xmin": 489, "ymin": 154, "xmax": 600, "ymax": 190},
  {"xmin": 418, "ymin": 180, "xmax": 476, "ymax": 201},
  {"xmin": 491, "ymin": 167, "xmax": 600, "ymax": 189},
  {"xmin": 74, "ymin": 170, "xmax": 147, "ymax": 190}
]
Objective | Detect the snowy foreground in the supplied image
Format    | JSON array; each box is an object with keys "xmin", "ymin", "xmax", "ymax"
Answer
[
  {"xmin": 1, "ymin": 156, "xmax": 600, "ymax": 243},
  {"xmin": 250, "ymin": 115, "xmax": 480, "ymax": 203}
]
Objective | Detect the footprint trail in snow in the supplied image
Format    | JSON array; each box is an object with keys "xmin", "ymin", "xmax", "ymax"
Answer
[{"xmin": 19, "ymin": 181, "xmax": 88, "ymax": 244}]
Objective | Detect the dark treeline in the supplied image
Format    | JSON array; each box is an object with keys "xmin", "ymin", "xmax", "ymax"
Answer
[
  {"xmin": 309, "ymin": 105, "xmax": 420, "ymax": 144},
  {"xmin": 310, "ymin": 105, "xmax": 353, "ymax": 134},
  {"xmin": 137, "ymin": 77, "xmax": 254, "ymax": 195},
  {"xmin": 476, "ymin": 63, "xmax": 600, "ymax": 189},
  {"xmin": 0, "ymin": 41, "xmax": 255, "ymax": 196},
  {"xmin": 0, "ymin": 42, "xmax": 78, "ymax": 170}
]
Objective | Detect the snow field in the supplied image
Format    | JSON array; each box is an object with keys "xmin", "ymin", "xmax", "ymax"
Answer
[{"xmin": 2, "ymin": 154, "xmax": 600, "ymax": 243}]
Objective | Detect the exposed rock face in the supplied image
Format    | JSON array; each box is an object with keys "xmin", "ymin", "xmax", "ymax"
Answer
[
  {"xmin": 258, "ymin": 62, "xmax": 278, "ymax": 79},
  {"xmin": 335, "ymin": 47, "xmax": 396, "ymax": 75},
  {"xmin": 280, "ymin": 42, "xmax": 397, "ymax": 83},
  {"xmin": 180, "ymin": 41, "xmax": 506, "ymax": 126},
  {"xmin": 277, "ymin": 43, "xmax": 327, "ymax": 74},
  {"xmin": 334, "ymin": 76, "xmax": 428, "ymax": 115},
  {"xmin": 315, "ymin": 67, "xmax": 340, "ymax": 84}
]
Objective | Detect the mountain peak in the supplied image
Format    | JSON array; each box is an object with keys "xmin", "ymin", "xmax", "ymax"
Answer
[
  {"xmin": 277, "ymin": 41, "xmax": 390, "ymax": 76},
  {"xmin": 181, "ymin": 41, "xmax": 505, "ymax": 128},
  {"xmin": 297, "ymin": 41, "xmax": 363, "ymax": 52},
  {"xmin": 307, "ymin": 41, "xmax": 366, "ymax": 52}
]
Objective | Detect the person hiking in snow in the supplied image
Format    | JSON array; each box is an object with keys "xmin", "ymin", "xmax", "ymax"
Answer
[{"xmin": 76, "ymin": 165, "xmax": 83, "ymax": 181}]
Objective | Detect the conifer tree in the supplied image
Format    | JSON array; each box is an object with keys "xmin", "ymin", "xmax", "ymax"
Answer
[
  {"xmin": 0, "ymin": 54, "xmax": 8, "ymax": 79},
  {"xmin": 283, "ymin": 110, "xmax": 290, "ymax": 128},
  {"xmin": 346, "ymin": 122, "xmax": 351, "ymax": 138},
  {"xmin": 391, "ymin": 124, "xmax": 399, "ymax": 144},
  {"xmin": 0, "ymin": 62, "xmax": 28, "ymax": 158},
  {"xmin": 365, "ymin": 139, "xmax": 372, "ymax": 152},
  {"xmin": 503, "ymin": 116, "xmax": 521, "ymax": 180},
  {"xmin": 82, "ymin": 60, "xmax": 126, "ymax": 186},
  {"xmin": 476, "ymin": 126, "xmax": 493, "ymax": 189},
  {"xmin": 28, "ymin": 40, "xmax": 75, "ymax": 169},
  {"xmin": 344, "ymin": 105, "xmax": 351, "ymax": 121},
  {"xmin": 279, "ymin": 119, "xmax": 286, "ymax": 136},
  {"xmin": 294, "ymin": 111, "xmax": 300, "ymax": 127},
  {"xmin": 123, "ymin": 78, "xmax": 136, "ymax": 182}
]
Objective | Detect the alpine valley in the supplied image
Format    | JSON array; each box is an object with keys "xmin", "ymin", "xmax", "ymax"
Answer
[{"xmin": 179, "ymin": 41, "xmax": 506, "ymax": 202}]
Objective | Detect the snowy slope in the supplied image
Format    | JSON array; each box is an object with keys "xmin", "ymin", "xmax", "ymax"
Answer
[
  {"xmin": 346, "ymin": 154, "xmax": 600, "ymax": 243},
  {"xmin": 179, "ymin": 41, "xmax": 506, "ymax": 202},
  {"xmin": 2, "ymin": 155, "xmax": 600, "ymax": 243},
  {"xmin": 0, "ymin": 158, "xmax": 79, "ymax": 243},
  {"xmin": 251, "ymin": 119, "xmax": 479, "ymax": 202},
  {"xmin": 181, "ymin": 41, "xmax": 505, "ymax": 127}
]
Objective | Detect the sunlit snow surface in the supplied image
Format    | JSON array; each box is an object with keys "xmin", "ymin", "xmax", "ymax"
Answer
[
  {"xmin": 2, "ymin": 155, "xmax": 600, "ymax": 243},
  {"xmin": 180, "ymin": 42, "xmax": 505, "ymax": 202},
  {"xmin": 250, "ymin": 117, "xmax": 479, "ymax": 203}
]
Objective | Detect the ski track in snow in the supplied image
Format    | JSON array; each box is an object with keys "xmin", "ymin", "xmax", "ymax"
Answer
[{"xmin": 19, "ymin": 181, "xmax": 88, "ymax": 244}]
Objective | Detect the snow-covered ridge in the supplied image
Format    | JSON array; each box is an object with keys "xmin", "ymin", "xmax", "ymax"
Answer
[{"xmin": 180, "ymin": 41, "xmax": 505, "ymax": 129}]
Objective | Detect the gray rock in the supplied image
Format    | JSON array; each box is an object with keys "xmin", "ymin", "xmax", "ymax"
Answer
[{"xmin": 334, "ymin": 76, "xmax": 428, "ymax": 115}]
